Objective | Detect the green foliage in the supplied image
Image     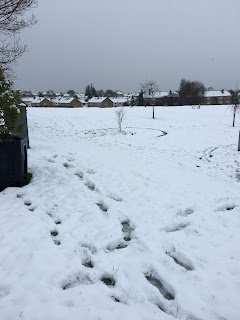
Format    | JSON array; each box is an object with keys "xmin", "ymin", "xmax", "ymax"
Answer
[
  {"xmin": 85, "ymin": 84, "xmax": 98, "ymax": 100},
  {"xmin": 21, "ymin": 172, "xmax": 33, "ymax": 187},
  {"xmin": 130, "ymin": 96, "xmax": 137, "ymax": 106},
  {"xmin": 136, "ymin": 90, "xmax": 144, "ymax": 106},
  {"xmin": 104, "ymin": 89, "xmax": 117, "ymax": 98},
  {"xmin": 178, "ymin": 79, "xmax": 205, "ymax": 105},
  {"xmin": 101, "ymin": 276, "xmax": 115, "ymax": 287},
  {"xmin": 67, "ymin": 89, "xmax": 76, "ymax": 97},
  {"xmin": 0, "ymin": 66, "xmax": 23, "ymax": 141}
]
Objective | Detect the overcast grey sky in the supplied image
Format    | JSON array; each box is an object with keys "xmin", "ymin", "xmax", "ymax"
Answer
[{"xmin": 15, "ymin": 0, "xmax": 240, "ymax": 93}]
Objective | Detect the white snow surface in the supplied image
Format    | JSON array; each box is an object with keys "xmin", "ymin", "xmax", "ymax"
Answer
[
  {"xmin": 205, "ymin": 91, "xmax": 231, "ymax": 97},
  {"xmin": 0, "ymin": 106, "xmax": 240, "ymax": 320},
  {"xmin": 88, "ymin": 97, "xmax": 108, "ymax": 103}
]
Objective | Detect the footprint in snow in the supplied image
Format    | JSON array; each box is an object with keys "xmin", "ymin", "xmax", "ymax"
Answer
[
  {"xmin": 107, "ymin": 239, "xmax": 128, "ymax": 251},
  {"xmin": 54, "ymin": 219, "xmax": 62, "ymax": 225},
  {"xmin": 81, "ymin": 243, "xmax": 97, "ymax": 254},
  {"xmin": 145, "ymin": 272, "xmax": 175, "ymax": 301},
  {"xmin": 236, "ymin": 169, "xmax": 240, "ymax": 182},
  {"xmin": 108, "ymin": 193, "xmax": 123, "ymax": 202},
  {"xmin": 166, "ymin": 251, "xmax": 194, "ymax": 271},
  {"xmin": 177, "ymin": 208, "xmax": 194, "ymax": 216},
  {"xmin": 50, "ymin": 230, "xmax": 61, "ymax": 245},
  {"xmin": 86, "ymin": 168, "xmax": 95, "ymax": 174},
  {"xmin": 85, "ymin": 180, "xmax": 95, "ymax": 191},
  {"xmin": 121, "ymin": 220, "xmax": 134, "ymax": 241},
  {"xmin": 63, "ymin": 162, "xmax": 74, "ymax": 169},
  {"xmin": 51, "ymin": 230, "xmax": 59, "ymax": 237},
  {"xmin": 156, "ymin": 304, "xmax": 169, "ymax": 314},
  {"xmin": 0, "ymin": 287, "xmax": 10, "ymax": 299},
  {"xmin": 46, "ymin": 211, "xmax": 53, "ymax": 217},
  {"xmin": 96, "ymin": 201, "xmax": 108, "ymax": 213},
  {"xmin": 111, "ymin": 296, "xmax": 122, "ymax": 303},
  {"xmin": 47, "ymin": 158, "xmax": 55, "ymax": 163},
  {"xmin": 107, "ymin": 220, "xmax": 134, "ymax": 250},
  {"xmin": 54, "ymin": 240, "xmax": 61, "ymax": 246},
  {"xmin": 82, "ymin": 259, "xmax": 94, "ymax": 268},
  {"xmin": 23, "ymin": 199, "xmax": 36, "ymax": 212},
  {"xmin": 24, "ymin": 200, "xmax": 32, "ymax": 206},
  {"xmin": 165, "ymin": 222, "xmax": 190, "ymax": 232},
  {"xmin": 74, "ymin": 171, "xmax": 84, "ymax": 179},
  {"xmin": 101, "ymin": 275, "xmax": 116, "ymax": 287},
  {"xmin": 62, "ymin": 273, "xmax": 92, "ymax": 290},
  {"xmin": 28, "ymin": 206, "xmax": 36, "ymax": 212},
  {"xmin": 16, "ymin": 193, "xmax": 23, "ymax": 198},
  {"xmin": 215, "ymin": 203, "xmax": 237, "ymax": 212}
]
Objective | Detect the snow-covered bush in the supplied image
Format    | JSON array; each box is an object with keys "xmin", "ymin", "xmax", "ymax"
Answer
[{"xmin": 0, "ymin": 66, "xmax": 23, "ymax": 141}]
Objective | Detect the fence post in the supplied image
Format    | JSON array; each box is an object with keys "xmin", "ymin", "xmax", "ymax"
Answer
[
  {"xmin": 238, "ymin": 131, "xmax": 240, "ymax": 151},
  {"xmin": 12, "ymin": 103, "xmax": 29, "ymax": 148}
]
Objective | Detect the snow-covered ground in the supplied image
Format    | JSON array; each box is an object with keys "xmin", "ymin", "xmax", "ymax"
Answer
[{"xmin": 0, "ymin": 106, "xmax": 240, "ymax": 320}]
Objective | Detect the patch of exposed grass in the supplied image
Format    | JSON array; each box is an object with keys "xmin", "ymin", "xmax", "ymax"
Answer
[
  {"xmin": 101, "ymin": 276, "xmax": 115, "ymax": 287},
  {"xmin": 21, "ymin": 172, "xmax": 32, "ymax": 187}
]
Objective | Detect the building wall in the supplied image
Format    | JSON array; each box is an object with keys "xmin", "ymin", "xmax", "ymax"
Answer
[
  {"xmin": 203, "ymin": 96, "xmax": 231, "ymax": 105},
  {"xmin": 31, "ymin": 98, "xmax": 53, "ymax": 107},
  {"xmin": 88, "ymin": 102, "xmax": 99, "ymax": 107},
  {"xmin": 100, "ymin": 98, "xmax": 113, "ymax": 108},
  {"xmin": 88, "ymin": 98, "xmax": 113, "ymax": 108},
  {"xmin": 69, "ymin": 99, "xmax": 83, "ymax": 108}
]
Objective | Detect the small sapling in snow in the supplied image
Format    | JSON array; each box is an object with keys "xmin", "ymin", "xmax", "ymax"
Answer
[{"xmin": 115, "ymin": 107, "xmax": 126, "ymax": 133}]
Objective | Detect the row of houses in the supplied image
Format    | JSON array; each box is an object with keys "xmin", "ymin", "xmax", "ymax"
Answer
[
  {"xmin": 22, "ymin": 90, "xmax": 234, "ymax": 108},
  {"xmin": 22, "ymin": 96, "xmax": 129, "ymax": 108},
  {"xmin": 144, "ymin": 90, "xmax": 233, "ymax": 106}
]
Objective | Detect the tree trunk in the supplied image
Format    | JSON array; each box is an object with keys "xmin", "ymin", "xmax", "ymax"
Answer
[
  {"xmin": 233, "ymin": 108, "xmax": 236, "ymax": 127},
  {"xmin": 238, "ymin": 131, "xmax": 240, "ymax": 151}
]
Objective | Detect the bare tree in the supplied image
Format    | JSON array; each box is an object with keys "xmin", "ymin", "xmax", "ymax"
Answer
[
  {"xmin": 67, "ymin": 89, "xmax": 76, "ymax": 97},
  {"xmin": 115, "ymin": 107, "xmax": 126, "ymax": 133},
  {"xmin": 229, "ymin": 89, "xmax": 240, "ymax": 127},
  {"xmin": 141, "ymin": 80, "xmax": 158, "ymax": 119},
  {"xmin": 0, "ymin": 0, "xmax": 37, "ymax": 66}
]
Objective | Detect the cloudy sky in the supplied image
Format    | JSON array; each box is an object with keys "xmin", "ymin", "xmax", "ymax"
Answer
[{"xmin": 15, "ymin": 0, "xmax": 240, "ymax": 93}]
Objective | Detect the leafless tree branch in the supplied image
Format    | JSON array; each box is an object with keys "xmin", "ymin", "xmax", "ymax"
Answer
[{"xmin": 0, "ymin": 0, "xmax": 37, "ymax": 65}]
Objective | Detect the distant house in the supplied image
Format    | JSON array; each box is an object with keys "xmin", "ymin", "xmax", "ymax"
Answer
[
  {"xmin": 149, "ymin": 92, "xmax": 169, "ymax": 106},
  {"xmin": 116, "ymin": 91, "xmax": 124, "ymax": 97},
  {"xmin": 31, "ymin": 97, "xmax": 53, "ymax": 107},
  {"xmin": 88, "ymin": 97, "xmax": 113, "ymax": 108},
  {"xmin": 110, "ymin": 97, "xmax": 128, "ymax": 107},
  {"xmin": 144, "ymin": 91, "xmax": 179, "ymax": 106},
  {"xmin": 21, "ymin": 97, "xmax": 33, "ymax": 107},
  {"xmin": 203, "ymin": 90, "xmax": 231, "ymax": 105},
  {"xmin": 52, "ymin": 97, "xmax": 83, "ymax": 108}
]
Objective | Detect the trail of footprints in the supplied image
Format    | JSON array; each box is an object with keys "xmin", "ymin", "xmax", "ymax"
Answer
[
  {"xmin": 44, "ymin": 155, "xmax": 115, "ymax": 245},
  {"xmin": 21, "ymin": 154, "xmax": 200, "ymax": 317}
]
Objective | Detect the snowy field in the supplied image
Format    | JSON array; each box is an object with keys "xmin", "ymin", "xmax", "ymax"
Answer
[{"xmin": 0, "ymin": 105, "xmax": 240, "ymax": 320}]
